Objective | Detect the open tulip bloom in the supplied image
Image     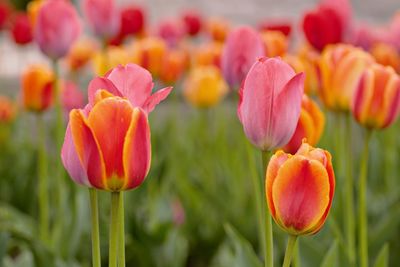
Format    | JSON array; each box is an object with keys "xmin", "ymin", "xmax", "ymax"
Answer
[{"xmin": 61, "ymin": 64, "xmax": 172, "ymax": 267}]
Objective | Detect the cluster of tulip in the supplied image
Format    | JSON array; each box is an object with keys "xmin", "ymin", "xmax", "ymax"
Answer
[{"xmin": 0, "ymin": 0, "xmax": 399, "ymax": 266}]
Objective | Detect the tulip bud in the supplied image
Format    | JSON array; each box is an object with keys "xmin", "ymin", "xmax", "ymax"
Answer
[
  {"xmin": 0, "ymin": 96, "xmax": 16, "ymax": 124},
  {"xmin": 93, "ymin": 46, "xmax": 129, "ymax": 76},
  {"xmin": 183, "ymin": 66, "xmax": 228, "ymax": 108},
  {"xmin": 266, "ymin": 142, "xmax": 335, "ymax": 235},
  {"xmin": 160, "ymin": 49, "xmax": 187, "ymax": 84},
  {"xmin": 35, "ymin": 0, "xmax": 81, "ymax": 59},
  {"xmin": 258, "ymin": 19, "xmax": 292, "ymax": 36},
  {"xmin": 192, "ymin": 42, "xmax": 222, "ymax": 69},
  {"xmin": 238, "ymin": 57, "xmax": 304, "ymax": 151},
  {"xmin": 319, "ymin": 44, "xmax": 374, "ymax": 111},
  {"xmin": 282, "ymin": 95, "xmax": 325, "ymax": 154},
  {"xmin": 206, "ymin": 17, "xmax": 230, "ymax": 43},
  {"xmin": 0, "ymin": 3, "xmax": 9, "ymax": 30},
  {"xmin": 182, "ymin": 10, "xmax": 202, "ymax": 36},
  {"xmin": 21, "ymin": 64, "xmax": 54, "ymax": 112},
  {"xmin": 261, "ymin": 30, "xmax": 288, "ymax": 57},
  {"xmin": 66, "ymin": 38, "xmax": 98, "ymax": 72},
  {"xmin": 351, "ymin": 64, "xmax": 400, "ymax": 129},
  {"xmin": 119, "ymin": 6, "xmax": 145, "ymax": 37},
  {"xmin": 11, "ymin": 13, "xmax": 33, "ymax": 45},
  {"xmin": 221, "ymin": 26, "xmax": 265, "ymax": 89}
]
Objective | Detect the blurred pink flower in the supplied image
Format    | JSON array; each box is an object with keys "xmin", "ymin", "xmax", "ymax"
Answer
[
  {"xmin": 62, "ymin": 81, "xmax": 84, "ymax": 114},
  {"xmin": 156, "ymin": 18, "xmax": 185, "ymax": 47}
]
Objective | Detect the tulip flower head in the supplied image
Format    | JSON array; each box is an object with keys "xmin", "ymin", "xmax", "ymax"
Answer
[
  {"xmin": 11, "ymin": 13, "xmax": 33, "ymax": 45},
  {"xmin": 183, "ymin": 65, "xmax": 228, "ymax": 108},
  {"xmin": 35, "ymin": 0, "xmax": 81, "ymax": 59},
  {"xmin": 119, "ymin": 5, "xmax": 145, "ymax": 37},
  {"xmin": 156, "ymin": 18, "xmax": 185, "ymax": 48},
  {"xmin": 206, "ymin": 17, "xmax": 230, "ymax": 43},
  {"xmin": 61, "ymin": 64, "xmax": 172, "ymax": 190},
  {"xmin": 0, "ymin": 3, "xmax": 9, "ymax": 30},
  {"xmin": 62, "ymin": 81, "xmax": 84, "ymax": 114},
  {"xmin": 351, "ymin": 64, "xmax": 400, "ymax": 129},
  {"xmin": 182, "ymin": 10, "xmax": 202, "ymax": 36},
  {"xmin": 21, "ymin": 64, "xmax": 54, "ymax": 112},
  {"xmin": 93, "ymin": 45, "xmax": 129, "ymax": 76},
  {"xmin": 258, "ymin": 19, "xmax": 292, "ymax": 36},
  {"xmin": 0, "ymin": 96, "xmax": 16, "ymax": 124},
  {"xmin": 266, "ymin": 142, "xmax": 335, "ymax": 235},
  {"xmin": 82, "ymin": 0, "xmax": 120, "ymax": 40},
  {"xmin": 160, "ymin": 49, "xmax": 187, "ymax": 84},
  {"xmin": 192, "ymin": 42, "xmax": 223, "ymax": 69},
  {"xmin": 221, "ymin": 26, "xmax": 265, "ymax": 89},
  {"xmin": 261, "ymin": 30, "xmax": 288, "ymax": 58},
  {"xmin": 66, "ymin": 38, "xmax": 98, "ymax": 72},
  {"xmin": 370, "ymin": 43, "xmax": 400, "ymax": 73},
  {"xmin": 237, "ymin": 57, "xmax": 305, "ymax": 151},
  {"xmin": 283, "ymin": 95, "xmax": 325, "ymax": 154}
]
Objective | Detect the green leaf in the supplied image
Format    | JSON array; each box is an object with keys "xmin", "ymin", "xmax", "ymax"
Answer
[
  {"xmin": 373, "ymin": 243, "xmax": 389, "ymax": 267},
  {"xmin": 320, "ymin": 240, "xmax": 338, "ymax": 267}
]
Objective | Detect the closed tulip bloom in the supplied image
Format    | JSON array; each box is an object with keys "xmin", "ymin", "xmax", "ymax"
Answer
[
  {"xmin": 221, "ymin": 26, "xmax": 265, "ymax": 88},
  {"xmin": 62, "ymin": 81, "xmax": 84, "ymax": 114},
  {"xmin": 261, "ymin": 30, "xmax": 288, "ymax": 57},
  {"xmin": 237, "ymin": 57, "xmax": 305, "ymax": 151},
  {"xmin": 182, "ymin": 10, "xmax": 202, "ymax": 36},
  {"xmin": 192, "ymin": 42, "xmax": 223, "ymax": 69},
  {"xmin": 258, "ymin": 19, "xmax": 292, "ymax": 37},
  {"xmin": 266, "ymin": 142, "xmax": 335, "ymax": 235},
  {"xmin": 370, "ymin": 43, "xmax": 400, "ymax": 73},
  {"xmin": 66, "ymin": 38, "xmax": 97, "ymax": 72},
  {"xmin": 82, "ymin": 0, "xmax": 120, "ymax": 40},
  {"xmin": 119, "ymin": 6, "xmax": 145, "ymax": 37},
  {"xmin": 35, "ymin": 0, "xmax": 81, "ymax": 59},
  {"xmin": 0, "ymin": 3, "xmax": 9, "ymax": 30},
  {"xmin": 283, "ymin": 95, "xmax": 325, "ymax": 154},
  {"xmin": 352, "ymin": 64, "xmax": 400, "ymax": 129},
  {"xmin": 206, "ymin": 17, "xmax": 230, "ymax": 43},
  {"xmin": 11, "ymin": 13, "xmax": 33, "ymax": 45},
  {"xmin": 61, "ymin": 64, "xmax": 172, "ymax": 188},
  {"xmin": 21, "ymin": 64, "xmax": 54, "ymax": 112},
  {"xmin": 183, "ymin": 65, "xmax": 228, "ymax": 108},
  {"xmin": 319, "ymin": 44, "xmax": 374, "ymax": 111},
  {"xmin": 297, "ymin": 44, "xmax": 321, "ymax": 95},
  {"xmin": 93, "ymin": 46, "xmax": 129, "ymax": 76},
  {"xmin": 156, "ymin": 18, "xmax": 185, "ymax": 48},
  {"xmin": 160, "ymin": 49, "xmax": 187, "ymax": 84},
  {"xmin": 0, "ymin": 96, "xmax": 16, "ymax": 124}
]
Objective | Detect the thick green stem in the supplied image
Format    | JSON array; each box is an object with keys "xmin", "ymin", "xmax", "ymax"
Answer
[
  {"xmin": 282, "ymin": 235, "xmax": 298, "ymax": 267},
  {"xmin": 247, "ymin": 143, "xmax": 265, "ymax": 257},
  {"xmin": 118, "ymin": 192, "xmax": 126, "ymax": 267},
  {"xmin": 37, "ymin": 115, "xmax": 49, "ymax": 244},
  {"xmin": 344, "ymin": 115, "xmax": 355, "ymax": 266},
  {"xmin": 109, "ymin": 192, "xmax": 121, "ymax": 267},
  {"xmin": 262, "ymin": 150, "xmax": 273, "ymax": 267},
  {"xmin": 89, "ymin": 189, "xmax": 101, "ymax": 267},
  {"xmin": 358, "ymin": 130, "xmax": 372, "ymax": 267}
]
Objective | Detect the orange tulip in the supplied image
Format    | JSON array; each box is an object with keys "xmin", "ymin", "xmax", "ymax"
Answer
[
  {"xmin": 282, "ymin": 95, "xmax": 325, "ymax": 154},
  {"xmin": 351, "ymin": 64, "xmax": 400, "ymax": 129},
  {"xmin": 319, "ymin": 44, "xmax": 374, "ymax": 111},
  {"xmin": 370, "ymin": 43, "xmax": 400, "ymax": 73},
  {"xmin": 192, "ymin": 42, "xmax": 223, "ymax": 69},
  {"xmin": 160, "ymin": 49, "xmax": 187, "ymax": 84},
  {"xmin": 266, "ymin": 142, "xmax": 335, "ymax": 235},
  {"xmin": 27, "ymin": 0, "xmax": 44, "ymax": 28},
  {"xmin": 297, "ymin": 44, "xmax": 321, "ymax": 95},
  {"xmin": 206, "ymin": 17, "xmax": 230, "ymax": 43},
  {"xmin": 66, "ymin": 38, "xmax": 98, "ymax": 72},
  {"xmin": 183, "ymin": 65, "xmax": 228, "ymax": 108},
  {"xmin": 261, "ymin": 30, "xmax": 288, "ymax": 57},
  {"xmin": 0, "ymin": 96, "xmax": 16, "ymax": 124},
  {"xmin": 21, "ymin": 64, "xmax": 54, "ymax": 112},
  {"xmin": 93, "ymin": 46, "xmax": 129, "ymax": 76}
]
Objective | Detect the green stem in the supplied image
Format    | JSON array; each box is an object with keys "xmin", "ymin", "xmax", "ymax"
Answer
[
  {"xmin": 344, "ymin": 115, "xmax": 355, "ymax": 266},
  {"xmin": 37, "ymin": 115, "xmax": 49, "ymax": 244},
  {"xmin": 282, "ymin": 235, "xmax": 298, "ymax": 267},
  {"xmin": 118, "ymin": 192, "xmax": 126, "ymax": 267},
  {"xmin": 262, "ymin": 150, "xmax": 273, "ymax": 267},
  {"xmin": 358, "ymin": 129, "xmax": 372, "ymax": 267},
  {"xmin": 109, "ymin": 192, "xmax": 121, "ymax": 267},
  {"xmin": 89, "ymin": 189, "xmax": 101, "ymax": 267}
]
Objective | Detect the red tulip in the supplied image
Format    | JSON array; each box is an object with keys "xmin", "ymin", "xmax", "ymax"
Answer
[
  {"xmin": 35, "ymin": 0, "xmax": 81, "ymax": 59},
  {"xmin": 119, "ymin": 6, "xmax": 145, "ymax": 37},
  {"xmin": 182, "ymin": 10, "xmax": 202, "ymax": 36},
  {"xmin": 11, "ymin": 13, "xmax": 33, "ymax": 45},
  {"xmin": 221, "ymin": 26, "xmax": 265, "ymax": 88},
  {"xmin": 82, "ymin": 0, "xmax": 120, "ymax": 40},
  {"xmin": 302, "ymin": 5, "xmax": 343, "ymax": 51},
  {"xmin": 237, "ymin": 57, "xmax": 304, "ymax": 151},
  {"xmin": 0, "ymin": 3, "xmax": 10, "ymax": 30},
  {"xmin": 258, "ymin": 19, "xmax": 292, "ymax": 36},
  {"xmin": 61, "ymin": 64, "xmax": 172, "ymax": 189}
]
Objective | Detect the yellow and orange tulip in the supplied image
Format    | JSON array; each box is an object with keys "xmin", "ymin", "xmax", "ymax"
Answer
[
  {"xmin": 0, "ymin": 96, "xmax": 16, "ymax": 124},
  {"xmin": 93, "ymin": 46, "xmax": 129, "ymax": 76},
  {"xmin": 192, "ymin": 42, "xmax": 223, "ymax": 69},
  {"xmin": 351, "ymin": 63, "xmax": 400, "ymax": 129},
  {"xmin": 160, "ymin": 49, "xmax": 187, "ymax": 84},
  {"xmin": 266, "ymin": 142, "xmax": 335, "ymax": 235},
  {"xmin": 261, "ymin": 30, "xmax": 288, "ymax": 57},
  {"xmin": 66, "ymin": 38, "xmax": 97, "ymax": 72},
  {"xmin": 370, "ymin": 43, "xmax": 400, "ymax": 73}
]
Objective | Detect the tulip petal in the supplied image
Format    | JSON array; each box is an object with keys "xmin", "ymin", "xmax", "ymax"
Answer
[
  {"xmin": 143, "ymin": 86, "xmax": 173, "ymax": 113},
  {"xmin": 87, "ymin": 97, "xmax": 133, "ymax": 190},
  {"xmin": 69, "ymin": 110, "xmax": 106, "ymax": 189},
  {"xmin": 272, "ymin": 156, "xmax": 330, "ymax": 235},
  {"xmin": 106, "ymin": 64, "xmax": 154, "ymax": 107},
  {"xmin": 123, "ymin": 108, "xmax": 151, "ymax": 190},
  {"xmin": 88, "ymin": 77, "xmax": 122, "ymax": 106}
]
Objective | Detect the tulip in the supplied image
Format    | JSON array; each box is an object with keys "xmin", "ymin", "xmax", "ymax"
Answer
[
  {"xmin": 11, "ymin": 13, "xmax": 33, "ymax": 45},
  {"xmin": 319, "ymin": 44, "xmax": 374, "ymax": 111},
  {"xmin": 160, "ymin": 49, "xmax": 187, "ymax": 84},
  {"xmin": 62, "ymin": 81, "xmax": 84, "ymax": 114},
  {"xmin": 93, "ymin": 45, "xmax": 129, "ymax": 76},
  {"xmin": 27, "ymin": 0, "xmax": 44, "ymax": 28},
  {"xmin": 261, "ymin": 30, "xmax": 288, "ymax": 57},
  {"xmin": 82, "ymin": 0, "xmax": 120, "ymax": 40},
  {"xmin": 119, "ymin": 6, "xmax": 145, "ymax": 37},
  {"xmin": 266, "ymin": 142, "xmax": 335, "ymax": 235},
  {"xmin": 237, "ymin": 57, "xmax": 305, "ymax": 151},
  {"xmin": 351, "ymin": 64, "xmax": 400, "ymax": 129},
  {"xmin": 21, "ymin": 64, "xmax": 54, "ymax": 112},
  {"xmin": 0, "ymin": 3, "xmax": 9, "ymax": 30},
  {"xmin": 35, "ymin": 0, "xmax": 81, "ymax": 59},
  {"xmin": 182, "ymin": 10, "xmax": 202, "ymax": 36},
  {"xmin": 0, "ymin": 96, "xmax": 16, "ymax": 124},
  {"xmin": 370, "ymin": 43, "xmax": 400, "ymax": 73},
  {"xmin": 66, "ymin": 38, "xmax": 98, "ymax": 72},
  {"xmin": 302, "ymin": 5, "xmax": 343, "ymax": 51},
  {"xmin": 296, "ymin": 44, "xmax": 321, "ymax": 95},
  {"xmin": 321, "ymin": 0, "xmax": 352, "ymax": 31},
  {"xmin": 156, "ymin": 18, "xmax": 185, "ymax": 48},
  {"xmin": 258, "ymin": 19, "xmax": 292, "ymax": 36},
  {"xmin": 183, "ymin": 65, "xmax": 228, "ymax": 108},
  {"xmin": 221, "ymin": 26, "xmax": 265, "ymax": 89},
  {"xmin": 206, "ymin": 17, "xmax": 230, "ymax": 43},
  {"xmin": 192, "ymin": 42, "xmax": 222, "ymax": 69},
  {"xmin": 283, "ymin": 95, "xmax": 325, "ymax": 154}
]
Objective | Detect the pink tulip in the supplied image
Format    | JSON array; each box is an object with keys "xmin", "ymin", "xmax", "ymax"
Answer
[
  {"xmin": 61, "ymin": 64, "xmax": 172, "ymax": 188},
  {"xmin": 82, "ymin": 0, "xmax": 120, "ymax": 40},
  {"xmin": 35, "ymin": 0, "xmax": 81, "ymax": 59},
  {"xmin": 62, "ymin": 81, "xmax": 85, "ymax": 114},
  {"xmin": 237, "ymin": 57, "xmax": 304, "ymax": 151},
  {"xmin": 221, "ymin": 26, "xmax": 265, "ymax": 88},
  {"xmin": 156, "ymin": 18, "xmax": 185, "ymax": 47}
]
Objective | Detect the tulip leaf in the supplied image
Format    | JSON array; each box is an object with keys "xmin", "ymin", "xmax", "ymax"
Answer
[
  {"xmin": 373, "ymin": 243, "xmax": 389, "ymax": 267},
  {"xmin": 320, "ymin": 240, "xmax": 338, "ymax": 267}
]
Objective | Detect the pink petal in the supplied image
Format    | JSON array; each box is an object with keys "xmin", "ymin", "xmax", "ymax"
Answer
[
  {"xmin": 88, "ymin": 77, "xmax": 122, "ymax": 107},
  {"xmin": 143, "ymin": 86, "xmax": 173, "ymax": 113}
]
